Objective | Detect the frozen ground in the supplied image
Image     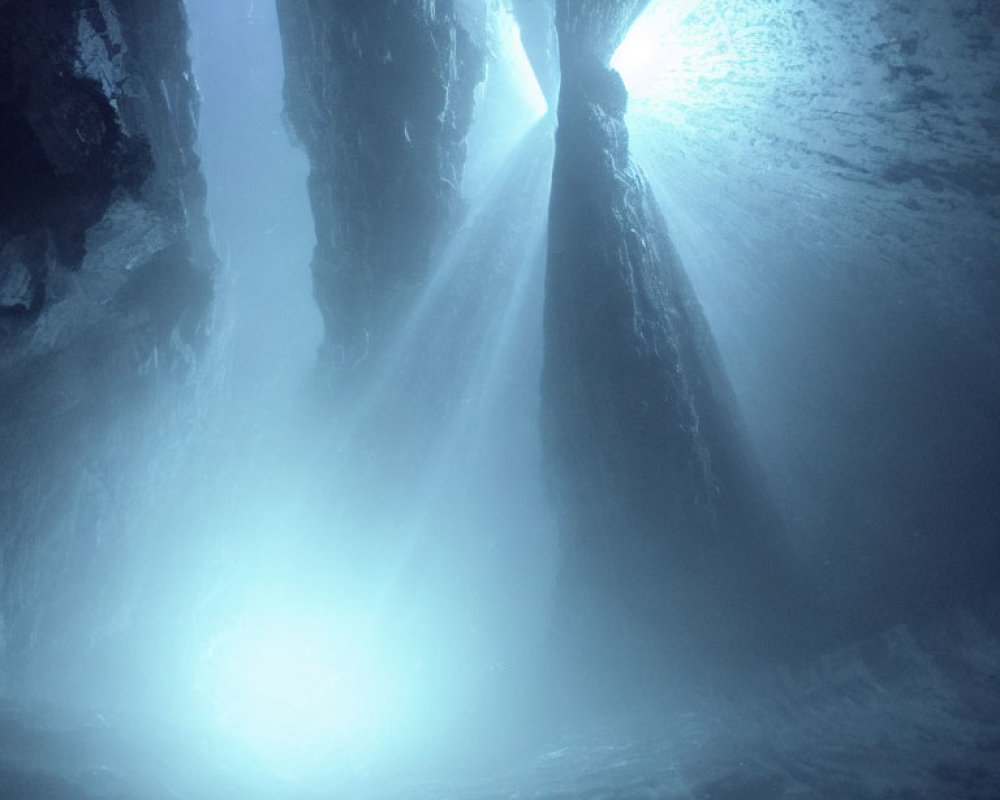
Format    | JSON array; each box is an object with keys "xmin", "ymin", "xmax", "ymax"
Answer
[{"xmin": 2, "ymin": 606, "xmax": 998, "ymax": 800}]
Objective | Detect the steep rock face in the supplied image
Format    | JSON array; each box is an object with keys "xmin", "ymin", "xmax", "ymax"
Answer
[
  {"xmin": 276, "ymin": 0, "xmax": 484, "ymax": 377},
  {"xmin": 0, "ymin": 0, "xmax": 213, "ymax": 694},
  {"xmin": 542, "ymin": 0, "xmax": 791, "ymax": 688},
  {"xmin": 617, "ymin": 0, "xmax": 1000, "ymax": 629}
]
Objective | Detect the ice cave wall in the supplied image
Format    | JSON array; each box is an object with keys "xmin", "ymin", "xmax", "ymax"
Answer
[
  {"xmin": 0, "ymin": 0, "xmax": 214, "ymax": 695},
  {"xmin": 539, "ymin": 0, "xmax": 1000, "ymax": 673},
  {"xmin": 611, "ymin": 0, "xmax": 1000, "ymax": 632},
  {"xmin": 739, "ymin": 0, "xmax": 1000, "ymax": 623}
]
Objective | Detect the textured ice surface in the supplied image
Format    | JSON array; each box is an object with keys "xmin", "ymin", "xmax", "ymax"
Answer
[{"xmin": 2, "ymin": 609, "xmax": 997, "ymax": 799}]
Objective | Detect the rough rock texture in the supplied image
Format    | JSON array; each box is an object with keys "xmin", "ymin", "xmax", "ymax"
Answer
[
  {"xmin": 0, "ymin": 0, "xmax": 214, "ymax": 694},
  {"xmin": 622, "ymin": 0, "xmax": 1000, "ymax": 631},
  {"xmin": 541, "ymin": 0, "xmax": 793, "ymax": 689},
  {"xmin": 554, "ymin": 0, "xmax": 647, "ymax": 66},
  {"xmin": 276, "ymin": 0, "xmax": 484, "ymax": 378}
]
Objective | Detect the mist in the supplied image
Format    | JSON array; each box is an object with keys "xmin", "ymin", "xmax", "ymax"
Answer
[{"xmin": 1, "ymin": 0, "xmax": 998, "ymax": 797}]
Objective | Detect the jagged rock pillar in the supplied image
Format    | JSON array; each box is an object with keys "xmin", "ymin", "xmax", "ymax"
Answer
[
  {"xmin": 541, "ymin": 0, "xmax": 794, "ymax": 693},
  {"xmin": 276, "ymin": 0, "xmax": 484, "ymax": 383},
  {"xmin": 0, "ymin": 0, "xmax": 215, "ymax": 696}
]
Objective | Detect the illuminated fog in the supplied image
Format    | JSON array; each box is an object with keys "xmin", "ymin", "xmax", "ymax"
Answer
[{"xmin": 0, "ymin": 0, "xmax": 998, "ymax": 798}]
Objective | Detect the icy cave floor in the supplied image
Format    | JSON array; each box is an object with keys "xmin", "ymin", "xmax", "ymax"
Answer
[{"xmin": 1, "ymin": 606, "xmax": 998, "ymax": 800}]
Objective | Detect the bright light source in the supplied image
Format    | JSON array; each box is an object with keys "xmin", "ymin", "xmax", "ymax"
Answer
[
  {"xmin": 187, "ymin": 562, "xmax": 504, "ymax": 778},
  {"xmin": 611, "ymin": 0, "xmax": 736, "ymax": 110},
  {"xmin": 464, "ymin": 5, "xmax": 551, "ymax": 195},
  {"xmin": 216, "ymin": 619, "xmax": 360, "ymax": 739},
  {"xmin": 197, "ymin": 602, "xmax": 388, "ymax": 772},
  {"xmin": 500, "ymin": 11, "xmax": 549, "ymax": 121}
]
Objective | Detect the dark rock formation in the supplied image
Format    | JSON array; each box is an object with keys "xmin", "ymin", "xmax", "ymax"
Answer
[
  {"xmin": 0, "ymin": 0, "xmax": 214, "ymax": 694},
  {"xmin": 541, "ymin": 0, "xmax": 794, "ymax": 691},
  {"xmin": 553, "ymin": 0, "xmax": 647, "ymax": 65},
  {"xmin": 276, "ymin": 0, "xmax": 484, "ymax": 378}
]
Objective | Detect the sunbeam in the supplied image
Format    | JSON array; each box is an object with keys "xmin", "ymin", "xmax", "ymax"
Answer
[{"xmin": 2, "ymin": 0, "xmax": 998, "ymax": 797}]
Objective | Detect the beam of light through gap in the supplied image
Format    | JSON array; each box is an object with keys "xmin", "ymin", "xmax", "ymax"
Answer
[{"xmin": 612, "ymin": 0, "xmax": 736, "ymax": 112}]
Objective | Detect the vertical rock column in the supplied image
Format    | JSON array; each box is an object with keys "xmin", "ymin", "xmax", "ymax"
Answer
[
  {"xmin": 0, "ymin": 0, "xmax": 215, "ymax": 695},
  {"xmin": 276, "ymin": 0, "xmax": 484, "ymax": 381},
  {"xmin": 541, "ymin": 0, "xmax": 792, "ymax": 689}
]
